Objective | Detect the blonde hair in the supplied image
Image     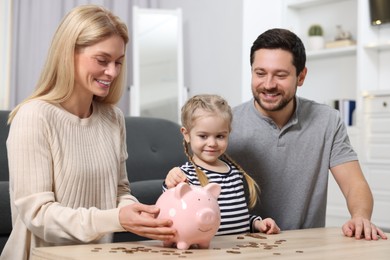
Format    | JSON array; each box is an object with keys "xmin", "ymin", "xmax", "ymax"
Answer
[
  {"xmin": 181, "ymin": 94, "xmax": 260, "ymax": 209},
  {"xmin": 8, "ymin": 4, "xmax": 129, "ymax": 123}
]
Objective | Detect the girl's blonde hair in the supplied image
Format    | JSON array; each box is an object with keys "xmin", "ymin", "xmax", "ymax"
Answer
[
  {"xmin": 8, "ymin": 4, "xmax": 129, "ymax": 124},
  {"xmin": 181, "ymin": 94, "xmax": 260, "ymax": 209}
]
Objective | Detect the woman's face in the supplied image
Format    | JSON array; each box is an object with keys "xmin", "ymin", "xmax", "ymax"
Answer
[{"xmin": 74, "ymin": 35, "xmax": 125, "ymax": 99}]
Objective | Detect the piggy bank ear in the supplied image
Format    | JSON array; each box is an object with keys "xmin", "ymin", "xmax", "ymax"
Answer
[
  {"xmin": 204, "ymin": 183, "xmax": 221, "ymax": 198},
  {"xmin": 174, "ymin": 182, "xmax": 192, "ymax": 199}
]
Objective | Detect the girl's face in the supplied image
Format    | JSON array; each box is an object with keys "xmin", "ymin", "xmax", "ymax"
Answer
[
  {"xmin": 182, "ymin": 112, "xmax": 230, "ymax": 167},
  {"xmin": 74, "ymin": 35, "xmax": 125, "ymax": 100}
]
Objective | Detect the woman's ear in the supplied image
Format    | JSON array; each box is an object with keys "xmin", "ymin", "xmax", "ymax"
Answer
[{"xmin": 181, "ymin": 127, "xmax": 190, "ymax": 143}]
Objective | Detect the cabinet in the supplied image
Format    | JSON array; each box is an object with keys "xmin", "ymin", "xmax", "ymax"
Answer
[
  {"xmin": 361, "ymin": 90, "xmax": 390, "ymax": 230},
  {"xmin": 281, "ymin": 0, "xmax": 390, "ymax": 229},
  {"xmin": 282, "ymin": 0, "xmax": 358, "ymax": 106},
  {"xmin": 282, "ymin": 0, "xmax": 390, "ymax": 110}
]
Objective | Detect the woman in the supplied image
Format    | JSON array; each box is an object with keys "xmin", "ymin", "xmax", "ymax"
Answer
[{"xmin": 2, "ymin": 5, "xmax": 175, "ymax": 260}]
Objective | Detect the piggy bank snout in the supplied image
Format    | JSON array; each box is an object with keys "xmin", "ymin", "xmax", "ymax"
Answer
[{"xmin": 197, "ymin": 208, "xmax": 218, "ymax": 225}]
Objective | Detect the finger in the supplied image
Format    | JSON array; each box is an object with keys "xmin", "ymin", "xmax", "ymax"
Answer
[
  {"xmin": 361, "ymin": 219, "xmax": 373, "ymax": 240},
  {"xmin": 175, "ymin": 172, "xmax": 187, "ymax": 182},
  {"xmin": 145, "ymin": 234, "xmax": 175, "ymax": 241},
  {"xmin": 135, "ymin": 203, "xmax": 160, "ymax": 215},
  {"xmin": 369, "ymin": 224, "xmax": 389, "ymax": 240},
  {"xmin": 165, "ymin": 179, "xmax": 174, "ymax": 189},
  {"xmin": 370, "ymin": 226, "xmax": 379, "ymax": 241},
  {"xmin": 128, "ymin": 226, "xmax": 176, "ymax": 240},
  {"xmin": 273, "ymin": 225, "xmax": 281, "ymax": 234},
  {"xmin": 136, "ymin": 216, "xmax": 173, "ymax": 228},
  {"xmin": 342, "ymin": 222, "xmax": 354, "ymax": 237},
  {"xmin": 173, "ymin": 174, "xmax": 184, "ymax": 183},
  {"xmin": 354, "ymin": 224, "xmax": 363, "ymax": 240},
  {"xmin": 271, "ymin": 224, "xmax": 281, "ymax": 234},
  {"xmin": 134, "ymin": 226, "xmax": 176, "ymax": 241},
  {"xmin": 376, "ymin": 227, "xmax": 388, "ymax": 240}
]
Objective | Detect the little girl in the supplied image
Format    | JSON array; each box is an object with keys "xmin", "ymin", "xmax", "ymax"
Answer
[{"xmin": 163, "ymin": 94, "xmax": 280, "ymax": 235}]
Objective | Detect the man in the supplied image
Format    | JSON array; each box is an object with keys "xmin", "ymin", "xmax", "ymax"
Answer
[{"xmin": 227, "ymin": 28, "xmax": 387, "ymax": 240}]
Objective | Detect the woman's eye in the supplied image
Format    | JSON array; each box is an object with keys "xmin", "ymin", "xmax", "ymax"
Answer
[{"xmin": 96, "ymin": 59, "xmax": 108, "ymax": 65}]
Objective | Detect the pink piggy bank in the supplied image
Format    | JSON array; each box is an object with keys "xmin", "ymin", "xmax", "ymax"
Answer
[{"xmin": 156, "ymin": 182, "xmax": 221, "ymax": 250}]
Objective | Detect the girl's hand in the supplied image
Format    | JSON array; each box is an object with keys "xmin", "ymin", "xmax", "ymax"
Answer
[
  {"xmin": 165, "ymin": 167, "xmax": 187, "ymax": 188},
  {"xmin": 255, "ymin": 218, "xmax": 281, "ymax": 234}
]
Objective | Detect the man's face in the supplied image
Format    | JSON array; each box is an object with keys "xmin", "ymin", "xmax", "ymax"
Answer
[{"xmin": 251, "ymin": 48, "xmax": 306, "ymax": 116}]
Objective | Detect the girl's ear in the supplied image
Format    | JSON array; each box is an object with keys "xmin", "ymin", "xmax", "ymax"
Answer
[{"xmin": 181, "ymin": 127, "xmax": 190, "ymax": 143}]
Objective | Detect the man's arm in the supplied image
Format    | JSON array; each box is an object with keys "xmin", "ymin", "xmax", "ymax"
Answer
[{"xmin": 331, "ymin": 160, "xmax": 387, "ymax": 240}]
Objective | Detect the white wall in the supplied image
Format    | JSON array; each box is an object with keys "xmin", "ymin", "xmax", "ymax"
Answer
[
  {"xmin": 241, "ymin": 0, "xmax": 282, "ymax": 103},
  {"xmin": 157, "ymin": 0, "xmax": 244, "ymax": 107},
  {"xmin": 159, "ymin": 0, "xmax": 283, "ymax": 106}
]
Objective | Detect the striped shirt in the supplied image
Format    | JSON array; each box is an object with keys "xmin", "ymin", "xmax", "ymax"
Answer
[{"xmin": 164, "ymin": 159, "xmax": 261, "ymax": 235}]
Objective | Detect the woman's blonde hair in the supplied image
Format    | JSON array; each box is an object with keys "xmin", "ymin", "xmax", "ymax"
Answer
[
  {"xmin": 181, "ymin": 94, "xmax": 260, "ymax": 209},
  {"xmin": 8, "ymin": 4, "xmax": 129, "ymax": 123}
]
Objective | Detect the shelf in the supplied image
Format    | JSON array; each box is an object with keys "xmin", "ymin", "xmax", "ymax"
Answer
[
  {"xmin": 362, "ymin": 89, "xmax": 390, "ymax": 98},
  {"xmin": 364, "ymin": 41, "xmax": 390, "ymax": 51},
  {"xmin": 286, "ymin": 0, "xmax": 347, "ymax": 10},
  {"xmin": 307, "ymin": 45, "xmax": 357, "ymax": 59}
]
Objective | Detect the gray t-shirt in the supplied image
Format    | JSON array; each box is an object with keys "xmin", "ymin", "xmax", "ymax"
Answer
[{"xmin": 227, "ymin": 96, "xmax": 357, "ymax": 230}]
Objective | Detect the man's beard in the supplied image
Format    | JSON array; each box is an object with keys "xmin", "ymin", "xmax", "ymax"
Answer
[{"xmin": 253, "ymin": 92, "xmax": 295, "ymax": 112}]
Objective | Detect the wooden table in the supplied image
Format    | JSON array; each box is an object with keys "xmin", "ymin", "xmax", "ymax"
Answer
[{"xmin": 31, "ymin": 227, "xmax": 390, "ymax": 259}]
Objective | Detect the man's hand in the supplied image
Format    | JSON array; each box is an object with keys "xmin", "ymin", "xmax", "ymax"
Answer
[{"xmin": 342, "ymin": 217, "xmax": 388, "ymax": 240}]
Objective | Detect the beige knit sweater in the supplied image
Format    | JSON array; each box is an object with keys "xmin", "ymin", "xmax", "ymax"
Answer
[{"xmin": 1, "ymin": 100, "xmax": 137, "ymax": 260}]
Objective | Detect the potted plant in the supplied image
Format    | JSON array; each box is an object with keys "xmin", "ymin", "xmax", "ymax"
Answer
[{"xmin": 307, "ymin": 24, "xmax": 325, "ymax": 50}]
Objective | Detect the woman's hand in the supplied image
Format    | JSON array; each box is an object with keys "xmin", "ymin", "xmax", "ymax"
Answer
[{"xmin": 119, "ymin": 203, "xmax": 176, "ymax": 241}]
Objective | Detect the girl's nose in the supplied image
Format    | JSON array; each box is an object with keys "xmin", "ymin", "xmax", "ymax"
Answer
[{"xmin": 208, "ymin": 138, "xmax": 217, "ymax": 146}]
